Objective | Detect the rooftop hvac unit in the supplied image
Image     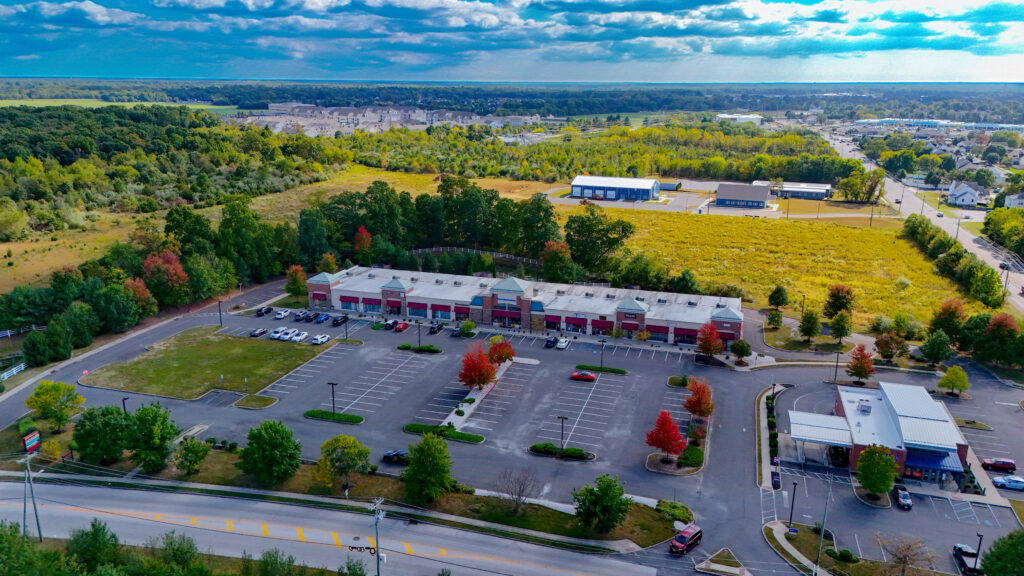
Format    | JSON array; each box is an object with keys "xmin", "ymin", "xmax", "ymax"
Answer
[
  {"xmin": 411, "ymin": 277, "xmax": 418, "ymax": 282},
  {"xmin": 392, "ymin": 275, "xmax": 398, "ymax": 279},
  {"xmin": 858, "ymin": 400, "xmax": 872, "ymax": 414},
  {"xmin": 687, "ymin": 301, "xmax": 697, "ymax": 307},
  {"xmin": 556, "ymin": 290, "xmax": 565, "ymax": 295},
  {"xmin": 657, "ymin": 298, "xmax": 667, "ymax": 304},
  {"xmin": 435, "ymin": 279, "xmax": 443, "ymax": 284},
  {"xmin": 585, "ymin": 292, "xmax": 594, "ymax": 297},
  {"xmin": 636, "ymin": 297, "xmax": 645, "ymax": 302},
  {"xmin": 605, "ymin": 294, "xmax": 615, "ymax": 299},
  {"xmin": 716, "ymin": 303, "xmax": 726, "ymax": 308},
  {"xmin": 368, "ymin": 273, "xmax": 375, "ymax": 278},
  {"xmin": 454, "ymin": 281, "xmax": 462, "ymax": 286}
]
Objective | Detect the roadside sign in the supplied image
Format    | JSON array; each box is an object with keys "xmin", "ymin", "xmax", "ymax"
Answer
[
  {"xmin": 788, "ymin": 528, "xmax": 799, "ymax": 534},
  {"xmin": 61, "ymin": 451, "xmax": 74, "ymax": 462},
  {"xmin": 22, "ymin": 430, "xmax": 40, "ymax": 453}
]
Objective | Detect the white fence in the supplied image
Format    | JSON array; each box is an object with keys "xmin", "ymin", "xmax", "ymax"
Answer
[
  {"xmin": 0, "ymin": 324, "xmax": 46, "ymax": 340},
  {"xmin": 0, "ymin": 362, "xmax": 26, "ymax": 382}
]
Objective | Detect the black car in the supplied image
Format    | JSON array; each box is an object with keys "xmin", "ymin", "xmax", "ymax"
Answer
[
  {"xmin": 332, "ymin": 314, "xmax": 349, "ymax": 327},
  {"xmin": 382, "ymin": 450, "xmax": 410, "ymax": 465},
  {"xmin": 428, "ymin": 323, "xmax": 443, "ymax": 334},
  {"xmin": 383, "ymin": 320, "xmax": 397, "ymax": 330},
  {"xmin": 545, "ymin": 336, "xmax": 558, "ymax": 348},
  {"xmin": 305, "ymin": 312, "xmax": 317, "ymax": 322},
  {"xmin": 255, "ymin": 306, "xmax": 273, "ymax": 317},
  {"xmin": 293, "ymin": 311, "xmax": 308, "ymax": 322},
  {"xmin": 250, "ymin": 327, "xmax": 267, "ymax": 337},
  {"xmin": 771, "ymin": 471, "xmax": 781, "ymax": 490},
  {"xmin": 449, "ymin": 328, "xmax": 463, "ymax": 338},
  {"xmin": 952, "ymin": 544, "xmax": 982, "ymax": 575}
]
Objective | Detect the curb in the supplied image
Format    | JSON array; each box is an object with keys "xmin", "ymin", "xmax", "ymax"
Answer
[
  {"xmin": 304, "ymin": 414, "xmax": 363, "ymax": 425},
  {"xmin": 527, "ymin": 447, "xmax": 597, "ymax": 462},
  {"xmin": 233, "ymin": 396, "xmax": 278, "ymax": 410},
  {"xmin": 402, "ymin": 427, "xmax": 485, "ymax": 445},
  {"xmin": 644, "ymin": 452, "xmax": 699, "ymax": 476}
]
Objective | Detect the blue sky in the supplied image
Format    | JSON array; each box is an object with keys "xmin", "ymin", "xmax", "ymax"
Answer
[{"xmin": 2, "ymin": 0, "xmax": 1024, "ymax": 81}]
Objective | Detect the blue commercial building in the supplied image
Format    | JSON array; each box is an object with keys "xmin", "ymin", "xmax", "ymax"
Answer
[
  {"xmin": 570, "ymin": 175, "xmax": 660, "ymax": 202},
  {"xmin": 715, "ymin": 183, "xmax": 771, "ymax": 208},
  {"xmin": 753, "ymin": 180, "xmax": 832, "ymax": 200}
]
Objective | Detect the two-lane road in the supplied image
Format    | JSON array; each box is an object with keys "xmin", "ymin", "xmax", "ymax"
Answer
[{"xmin": 0, "ymin": 482, "xmax": 655, "ymax": 576}]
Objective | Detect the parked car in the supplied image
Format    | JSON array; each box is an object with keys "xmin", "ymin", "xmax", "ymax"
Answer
[
  {"xmin": 952, "ymin": 544, "xmax": 983, "ymax": 575},
  {"xmin": 428, "ymin": 323, "xmax": 443, "ymax": 334},
  {"xmin": 278, "ymin": 328, "xmax": 297, "ymax": 341},
  {"xmin": 394, "ymin": 322, "xmax": 409, "ymax": 332},
  {"xmin": 892, "ymin": 485, "xmax": 912, "ymax": 510},
  {"xmin": 992, "ymin": 475, "xmax": 1024, "ymax": 490},
  {"xmin": 570, "ymin": 371, "xmax": 596, "ymax": 382},
  {"xmin": 255, "ymin": 306, "xmax": 273, "ymax": 317},
  {"xmin": 311, "ymin": 334, "xmax": 331, "ymax": 345},
  {"xmin": 250, "ymin": 327, "xmax": 267, "ymax": 338},
  {"xmin": 269, "ymin": 327, "xmax": 287, "ymax": 340},
  {"xmin": 982, "ymin": 458, "xmax": 1016, "ymax": 472},
  {"xmin": 315, "ymin": 313, "xmax": 331, "ymax": 323},
  {"xmin": 999, "ymin": 262, "xmax": 1010, "ymax": 270},
  {"xmin": 545, "ymin": 336, "xmax": 558, "ymax": 348},
  {"xmin": 293, "ymin": 311, "xmax": 308, "ymax": 322},
  {"xmin": 771, "ymin": 471, "xmax": 781, "ymax": 490},
  {"xmin": 668, "ymin": 524, "xmax": 702, "ymax": 555},
  {"xmin": 449, "ymin": 328, "xmax": 463, "ymax": 338},
  {"xmin": 383, "ymin": 320, "xmax": 397, "ymax": 330},
  {"xmin": 937, "ymin": 212, "xmax": 945, "ymax": 218},
  {"xmin": 332, "ymin": 315, "xmax": 349, "ymax": 327},
  {"xmin": 291, "ymin": 331, "xmax": 309, "ymax": 343},
  {"xmin": 305, "ymin": 312, "xmax": 317, "ymax": 323},
  {"xmin": 382, "ymin": 450, "xmax": 410, "ymax": 465},
  {"xmin": 895, "ymin": 198, "xmax": 902, "ymax": 204},
  {"xmin": 555, "ymin": 338, "xmax": 570, "ymax": 350},
  {"xmin": 274, "ymin": 310, "xmax": 290, "ymax": 319}
]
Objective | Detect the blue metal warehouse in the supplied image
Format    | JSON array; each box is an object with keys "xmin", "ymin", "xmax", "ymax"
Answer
[{"xmin": 570, "ymin": 175, "xmax": 660, "ymax": 202}]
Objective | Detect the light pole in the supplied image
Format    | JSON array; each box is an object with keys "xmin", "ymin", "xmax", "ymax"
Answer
[
  {"xmin": 557, "ymin": 415, "xmax": 569, "ymax": 454},
  {"xmin": 121, "ymin": 397, "xmax": 129, "ymax": 415},
  {"xmin": 416, "ymin": 320, "xmax": 422, "ymax": 348},
  {"xmin": 788, "ymin": 481, "xmax": 798, "ymax": 527},
  {"xmin": 833, "ymin": 350, "xmax": 841, "ymax": 382},
  {"xmin": 814, "ymin": 474, "xmax": 834, "ymax": 576},
  {"xmin": 327, "ymin": 382, "xmax": 338, "ymax": 414},
  {"xmin": 344, "ymin": 319, "xmax": 349, "ymax": 340},
  {"xmin": 955, "ymin": 217, "xmax": 962, "ymax": 241},
  {"xmin": 217, "ymin": 300, "xmax": 223, "ymax": 327},
  {"xmin": 975, "ymin": 533, "xmax": 983, "ymax": 570},
  {"xmin": 599, "ymin": 338, "xmax": 607, "ymax": 368}
]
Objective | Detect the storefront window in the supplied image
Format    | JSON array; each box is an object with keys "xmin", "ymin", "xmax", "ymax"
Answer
[
  {"xmin": 409, "ymin": 308, "xmax": 427, "ymax": 318},
  {"xmin": 433, "ymin": 310, "xmax": 451, "ymax": 320},
  {"xmin": 364, "ymin": 304, "xmax": 381, "ymax": 313}
]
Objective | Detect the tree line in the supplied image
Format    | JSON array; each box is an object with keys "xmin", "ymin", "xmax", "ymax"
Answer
[
  {"xmin": 857, "ymin": 131, "xmax": 995, "ymax": 187},
  {"xmin": 983, "ymin": 205, "xmax": 1024, "ymax": 261}
]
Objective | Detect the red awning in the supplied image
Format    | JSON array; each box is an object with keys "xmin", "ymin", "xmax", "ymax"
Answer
[
  {"xmin": 431, "ymin": 304, "xmax": 450, "ymax": 311},
  {"xmin": 454, "ymin": 306, "xmax": 470, "ymax": 314},
  {"xmin": 592, "ymin": 320, "xmax": 614, "ymax": 329},
  {"xmin": 492, "ymin": 310, "xmax": 521, "ymax": 319},
  {"xmin": 646, "ymin": 324, "xmax": 669, "ymax": 333},
  {"xmin": 386, "ymin": 299, "xmax": 403, "ymax": 308},
  {"xmin": 407, "ymin": 302, "xmax": 427, "ymax": 310},
  {"xmin": 721, "ymin": 332, "xmax": 736, "ymax": 341},
  {"xmin": 564, "ymin": 317, "xmax": 587, "ymax": 326},
  {"xmin": 311, "ymin": 292, "xmax": 327, "ymax": 300},
  {"xmin": 362, "ymin": 298, "xmax": 381, "ymax": 305},
  {"xmin": 544, "ymin": 315, "xmax": 561, "ymax": 323},
  {"xmin": 674, "ymin": 327, "xmax": 699, "ymax": 336},
  {"xmin": 339, "ymin": 295, "xmax": 359, "ymax": 303},
  {"xmin": 621, "ymin": 322, "xmax": 639, "ymax": 331}
]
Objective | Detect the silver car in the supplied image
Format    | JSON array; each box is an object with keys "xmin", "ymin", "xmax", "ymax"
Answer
[{"xmin": 290, "ymin": 331, "xmax": 309, "ymax": 343}]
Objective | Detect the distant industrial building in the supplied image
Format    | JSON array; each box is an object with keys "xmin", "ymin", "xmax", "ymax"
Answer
[
  {"xmin": 307, "ymin": 266, "xmax": 744, "ymax": 343},
  {"xmin": 716, "ymin": 113, "xmax": 763, "ymax": 126},
  {"xmin": 789, "ymin": 382, "xmax": 967, "ymax": 485},
  {"xmin": 753, "ymin": 181, "xmax": 832, "ymax": 200},
  {"xmin": 569, "ymin": 176, "xmax": 660, "ymax": 202},
  {"xmin": 715, "ymin": 183, "xmax": 771, "ymax": 208}
]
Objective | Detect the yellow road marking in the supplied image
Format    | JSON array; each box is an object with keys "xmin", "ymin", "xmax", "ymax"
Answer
[
  {"xmin": 440, "ymin": 548, "xmax": 447, "ymax": 556},
  {"xmin": 367, "ymin": 537, "xmax": 376, "ymax": 548},
  {"xmin": 155, "ymin": 514, "xmax": 162, "ymax": 521},
  {"xmin": 190, "ymin": 517, "xmax": 196, "ymax": 526},
  {"xmin": 403, "ymin": 542, "xmax": 413, "ymax": 554},
  {"xmin": 261, "ymin": 523, "xmax": 268, "ymax": 536},
  {"xmin": 297, "ymin": 527, "xmax": 305, "ymax": 542},
  {"xmin": 226, "ymin": 520, "xmax": 234, "ymax": 531},
  {"xmin": 332, "ymin": 532, "xmax": 341, "ymax": 547}
]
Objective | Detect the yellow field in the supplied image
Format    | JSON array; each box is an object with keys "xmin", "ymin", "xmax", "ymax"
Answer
[
  {"xmin": 778, "ymin": 198, "xmax": 898, "ymax": 216},
  {"xmin": 556, "ymin": 206, "xmax": 994, "ymax": 326}
]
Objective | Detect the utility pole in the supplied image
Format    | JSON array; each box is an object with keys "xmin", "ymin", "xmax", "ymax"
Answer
[
  {"xmin": 345, "ymin": 320, "xmax": 349, "ymax": 340},
  {"xmin": 788, "ymin": 481, "xmax": 798, "ymax": 527},
  {"xmin": 371, "ymin": 498, "xmax": 385, "ymax": 576},
  {"xmin": 25, "ymin": 455, "xmax": 42, "ymax": 541},
  {"xmin": 813, "ymin": 474, "xmax": 834, "ymax": 576},
  {"xmin": 218, "ymin": 300, "xmax": 223, "ymax": 327},
  {"xmin": 955, "ymin": 217, "xmax": 961, "ymax": 241},
  {"xmin": 869, "ymin": 204, "xmax": 874, "ymax": 228},
  {"xmin": 833, "ymin": 351, "xmax": 841, "ymax": 382},
  {"xmin": 599, "ymin": 338, "xmax": 607, "ymax": 368},
  {"xmin": 328, "ymin": 382, "xmax": 338, "ymax": 414},
  {"xmin": 416, "ymin": 321, "xmax": 421, "ymax": 348},
  {"xmin": 557, "ymin": 415, "xmax": 569, "ymax": 454}
]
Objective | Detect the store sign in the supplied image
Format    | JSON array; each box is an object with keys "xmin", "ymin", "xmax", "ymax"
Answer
[
  {"xmin": 624, "ymin": 313, "xmax": 637, "ymax": 319},
  {"xmin": 22, "ymin": 430, "xmax": 40, "ymax": 453}
]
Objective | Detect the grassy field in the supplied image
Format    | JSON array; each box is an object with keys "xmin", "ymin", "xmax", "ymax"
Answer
[
  {"xmin": 0, "ymin": 99, "xmax": 247, "ymax": 115},
  {"xmin": 961, "ymin": 221, "xmax": 985, "ymax": 236},
  {"xmin": 561, "ymin": 206, "xmax": 993, "ymax": 327},
  {"xmin": 780, "ymin": 198, "xmax": 897, "ymax": 216},
  {"xmin": 777, "ymin": 524, "xmax": 945, "ymax": 576},
  {"xmin": 917, "ymin": 191, "xmax": 959, "ymax": 217},
  {"xmin": 86, "ymin": 326, "xmax": 323, "ymax": 399},
  {"xmin": 765, "ymin": 325, "xmax": 855, "ymax": 353},
  {"xmin": 810, "ymin": 216, "xmax": 903, "ymax": 229}
]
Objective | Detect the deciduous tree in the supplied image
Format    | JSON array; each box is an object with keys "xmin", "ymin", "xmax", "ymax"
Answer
[
  {"xmin": 353, "ymin": 225, "xmax": 373, "ymax": 265},
  {"xmin": 318, "ymin": 252, "xmax": 338, "ymax": 273},
  {"xmin": 564, "ymin": 204, "xmax": 635, "ymax": 272},
  {"xmin": 58, "ymin": 301, "xmax": 100, "ymax": 349},
  {"xmin": 572, "ymin": 474, "xmax": 632, "ymax": 533},
  {"xmin": 857, "ymin": 444, "xmax": 897, "ymax": 496},
  {"xmin": 981, "ymin": 529, "xmax": 1024, "ymax": 576},
  {"xmin": 125, "ymin": 403, "xmax": 179, "ymax": 473},
  {"xmin": 696, "ymin": 323, "xmax": 724, "ymax": 357},
  {"xmin": 666, "ymin": 269, "xmax": 701, "ymax": 294},
  {"xmin": 487, "ymin": 338, "xmax": 515, "ymax": 365},
  {"xmin": 25, "ymin": 380, "xmax": 83, "ymax": 433},
  {"xmin": 459, "ymin": 342, "xmax": 496, "ymax": 390},
  {"xmin": 976, "ymin": 313, "xmax": 1020, "ymax": 365},
  {"xmin": 766, "ymin": 309, "xmax": 783, "ymax": 329},
  {"xmin": 830, "ymin": 311, "xmax": 852, "ymax": 342},
  {"xmin": 929, "ymin": 299, "xmax": 965, "ymax": 345},
  {"xmin": 73, "ymin": 405, "xmax": 128, "ymax": 465},
  {"xmin": 823, "ymin": 284, "xmax": 854, "ymax": 319},
  {"xmin": 21, "ymin": 329, "xmax": 50, "ymax": 368},
  {"xmin": 799, "ymin": 309, "xmax": 821, "ymax": 341},
  {"xmin": 845, "ymin": 344, "xmax": 875, "ymax": 382},
  {"xmin": 919, "ymin": 330, "xmax": 953, "ymax": 365},
  {"xmin": 142, "ymin": 250, "xmax": 189, "ymax": 307},
  {"xmin": 937, "ymin": 365, "xmax": 970, "ymax": 396},
  {"xmin": 67, "ymin": 519, "xmax": 123, "ymax": 573},
  {"xmin": 402, "ymin": 433, "xmax": 453, "ymax": 504},
  {"xmin": 175, "ymin": 437, "xmax": 211, "ymax": 475},
  {"xmin": 285, "ymin": 264, "xmax": 307, "ymax": 298},
  {"xmin": 494, "ymin": 468, "xmax": 538, "ymax": 516},
  {"xmin": 314, "ymin": 435, "xmax": 370, "ymax": 489},
  {"xmin": 880, "ymin": 534, "xmax": 937, "ymax": 576},
  {"xmin": 645, "ymin": 410, "xmax": 686, "ymax": 458},
  {"xmin": 768, "ymin": 285, "xmax": 789, "ymax": 309},
  {"xmin": 540, "ymin": 241, "xmax": 578, "ymax": 283},
  {"xmin": 874, "ymin": 332, "xmax": 908, "ymax": 361},
  {"xmin": 237, "ymin": 421, "xmax": 302, "ymax": 486},
  {"xmin": 730, "ymin": 339, "xmax": 751, "ymax": 363},
  {"xmin": 683, "ymin": 378, "xmax": 715, "ymax": 420},
  {"xmin": 123, "ymin": 278, "xmax": 158, "ymax": 319}
]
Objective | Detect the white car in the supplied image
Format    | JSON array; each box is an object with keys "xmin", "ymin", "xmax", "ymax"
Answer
[
  {"xmin": 311, "ymin": 334, "xmax": 331, "ymax": 345},
  {"xmin": 555, "ymin": 338, "xmax": 570, "ymax": 350},
  {"xmin": 992, "ymin": 476, "xmax": 1024, "ymax": 490},
  {"xmin": 269, "ymin": 326, "xmax": 287, "ymax": 340},
  {"xmin": 290, "ymin": 331, "xmax": 309, "ymax": 343},
  {"xmin": 274, "ymin": 309, "xmax": 290, "ymax": 319},
  {"xmin": 278, "ymin": 328, "xmax": 297, "ymax": 341}
]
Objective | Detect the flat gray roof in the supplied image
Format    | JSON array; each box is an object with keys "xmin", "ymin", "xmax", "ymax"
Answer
[
  {"xmin": 716, "ymin": 183, "xmax": 771, "ymax": 202},
  {"xmin": 571, "ymin": 175, "xmax": 659, "ymax": 190}
]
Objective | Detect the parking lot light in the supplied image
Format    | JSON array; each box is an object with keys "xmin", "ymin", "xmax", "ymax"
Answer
[
  {"xmin": 599, "ymin": 338, "xmax": 607, "ymax": 368},
  {"xmin": 975, "ymin": 533, "xmax": 983, "ymax": 570},
  {"xmin": 557, "ymin": 415, "xmax": 569, "ymax": 454},
  {"xmin": 788, "ymin": 481, "xmax": 798, "ymax": 527},
  {"xmin": 328, "ymin": 382, "xmax": 338, "ymax": 414}
]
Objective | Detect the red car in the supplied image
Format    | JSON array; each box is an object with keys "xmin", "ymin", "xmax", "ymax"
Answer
[
  {"xmin": 668, "ymin": 524, "xmax": 702, "ymax": 555},
  {"xmin": 394, "ymin": 322, "xmax": 410, "ymax": 332},
  {"xmin": 570, "ymin": 371, "xmax": 596, "ymax": 382},
  {"xmin": 982, "ymin": 458, "xmax": 1017, "ymax": 473}
]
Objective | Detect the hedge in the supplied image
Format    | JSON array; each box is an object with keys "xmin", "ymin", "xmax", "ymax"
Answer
[
  {"xmin": 397, "ymin": 343, "xmax": 412, "ymax": 350},
  {"xmin": 656, "ymin": 500, "xmax": 693, "ymax": 524},
  {"xmin": 561, "ymin": 447, "xmax": 589, "ymax": 460},
  {"xmin": 681, "ymin": 446, "xmax": 704, "ymax": 467},
  {"xmin": 304, "ymin": 409, "xmax": 365, "ymax": 424},
  {"xmin": 530, "ymin": 442, "xmax": 559, "ymax": 455},
  {"xmin": 398, "ymin": 344, "xmax": 441, "ymax": 353},
  {"xmin": 575, "ymin": 365, "xmax": 627, "ymax": 374},
  {"xmin": 17, "ymin": 417, "xmax": 37, "ymax": 436},
  {"xmin": 404, "ymin": 423, "xmax": 484, "ymax": 443}
]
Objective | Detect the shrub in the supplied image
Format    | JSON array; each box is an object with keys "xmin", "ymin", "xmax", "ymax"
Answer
[
  {"xmin": 680, "ymin": 446, "xmax": 704, "ymax": 467},
  {"xmin": 575, "ymin": 364, "xmax": 627, "ymax": 374},
  {"xmin": 368, "ymin": 464, "xmax": 378, "ymax": 474},
  {"xmin": 403, "ymin": 423, "xmax": 484, "ymax": 443},
  {"xmin": 220, "ymin": 439, "xmax": 229, "ymax": 449},
  {"xmin": 460, "ymin": 397, "xmax": 476, "ymax": 404},
  {"xmin": 371, "ymin": 323, "xmax": 385, "ymax": 330},
  {"xmin": 839, "ymin": 549, "xmax": 857, "ymax": 563},
  {"xmin": 450, "ymin": 482, "xmax": 476, "ymax": 495},
  {"xmin": 530, "ymin": 442, "xmax": 559, "ymax": 455},
  {"xmin": 228, "ymin": 442, "xmax": 238, "ymax": 452},
  {"xmin": 455, "ymin": 409, "xmax": 465, "ymax": 416},
  {"xmin": 304, "ymin": 409, "xmax": 364, "ymax": 424},
  {"xmin": 561, "ymin": 447, "xmax": 588, "ymax": 460},
  {"xmin": 205, "ymin": 437, "xmax": 216, "ymax": 445},
  {"xmin": 398, "ymin": 343, "xmax": 412, "ymax": 350},
  {"xmin": 656, "ymin": 500, "xmax": 693, "ymax": 523},
  {"xmin": 767, "ymin": 416, "xmax": 777, "ymax": 430},
  {"xmin": 414, "ymin": 344, "xmax": 441, "ymax": 353},
  {"xmin": 18, "ymin": 417, "xmax": 38, "ymax": 436}
]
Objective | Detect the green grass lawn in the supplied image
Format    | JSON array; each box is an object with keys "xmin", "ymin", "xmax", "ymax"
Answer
[
  {"xmin": 778, "ymin": 524, "xmax": 945, "ymax": 576},
  {"xmin": 917, "ymin": 191, "xmax": 959, "ymax": 217},
  {"xmin": 765, "ymin": 325, "xmax": 854, "ymax": 353},
  {"xmin": 273, "ymin": 293, "xmax": 312, "ymax": 310},
  {"xmin": 1010, "ymin": 499, "xmax": 1024, "ymax": 525},
  {"xmin": 235, "ymin": 395, "xmax": 276, "ymax": 409},
  {"xmin": 86, "ymin": 326, "xmax": 325, "ymax": 399},
  {"xmin": 961, "ymin": 221, "xmax": 985, "ymax": 236}
]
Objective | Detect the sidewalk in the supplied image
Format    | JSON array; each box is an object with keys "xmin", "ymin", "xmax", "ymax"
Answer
[
  {"xmin": 0, "ymin": 469, "xmax": 643, "ymax": 553},
  {"xmin": 763, "ymin": 520, "xmax": 832, "ymax": 575},
  {"xmin": 898, "ymin": 447, "xmax": 1010, "ymax": 508}
]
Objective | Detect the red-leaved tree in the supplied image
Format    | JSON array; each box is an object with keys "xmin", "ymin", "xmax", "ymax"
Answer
[
  {"xmin": 683, "ymin": 377, "xmax": 715, "ymax": 420},
  {"xmin": 846, "ymin": 344, "xmax": 876, "ymax": 382},
  {"xmin": 354, "ymin": 225, "xmax": 372, "ymax": 265},
  {"xmin": 487, "ymin": 338, "xmax": 516, "ymax": 365},
  {"xmin": 696, "ymin": 323, "xmax": 725, "ymax": 357},
  {"xmin": 142, "ymin": 250, "xmax": 189, "ymax": 307},
  {"xmin": 459, "ymin": 342, "xmax": 496, "ymax": 390},
  {"xmin": 646, "ymin": 410, "xmax": 686, "ymax": 459},
  {"xmin": 124, "ymin": 278, "xmax": 158, "ymax": 318}
]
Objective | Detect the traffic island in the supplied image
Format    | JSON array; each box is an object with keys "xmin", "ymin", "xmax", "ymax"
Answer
[
  {"xmin": 305, "ymin": 409, "xmax": 364, "ymax": 425},
  {"xmin": 955, "ymin": 418, "xmax": 993, "ymax": 431},
  {"xmin": 853, "ymin": 485, "xmax": 891, "ymax": 509},
  {"xmin": 234, "ymin": 395, "xmax": 276, "ymax": 409},
  {"xmin": 645, "ymin": 450, "xmax": 701, "ymax": 476},
  {"xmin": 528, "ymin": 442, "xmax": 595, "ymax": 461},
  {"xmin": 404, "ymin": 423, "xmax": 484, "ymax": 444},
  {"xmin": 696, "ymin": 548, "xmax": 752, "ymax": 576}
]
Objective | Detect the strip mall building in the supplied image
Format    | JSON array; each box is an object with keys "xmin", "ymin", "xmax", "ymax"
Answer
[{"xmin": 307, "ymin": 266, "xmax": 744, "ymax": 343}]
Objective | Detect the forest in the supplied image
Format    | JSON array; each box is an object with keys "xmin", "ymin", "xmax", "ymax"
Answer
[
  {"xmin": 857, "ymin": 131, "xmax": 1001, "ymax": 187},
  {"xmin": 7, "ymin": 79, "xmax": 1024, "ymax": 123}
]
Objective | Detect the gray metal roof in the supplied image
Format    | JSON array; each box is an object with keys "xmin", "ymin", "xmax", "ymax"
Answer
[
  {"xmin": 716, "ymin": 183, "xmax": 771, "ymax": 202},
  {"xmin": 789, "ymin": 412, "xmax": 852, "ymax": 447},
  {"xmin": 492, "ymin": 277, "xmax": 531, "ymax": 293},
  {"xmin": 571, "ymin": 175, "xmax": 659, "ymax": 190},
  {"xmin": 879, "ymin": 382, "xmax": 947, "ymax": 420}
]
